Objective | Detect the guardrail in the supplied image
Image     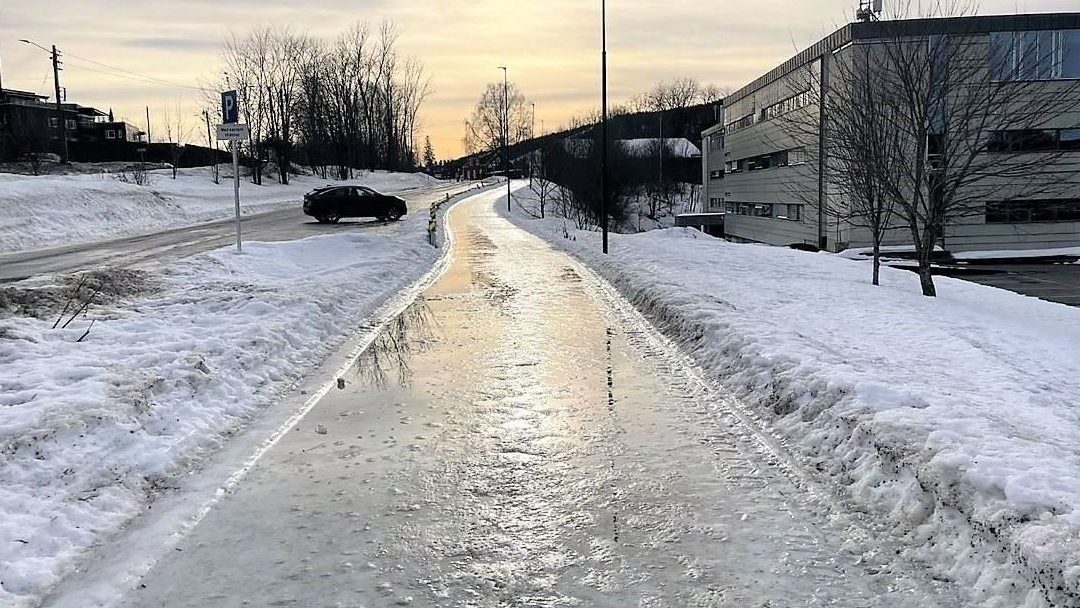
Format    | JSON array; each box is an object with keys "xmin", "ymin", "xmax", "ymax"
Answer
[{"xmin": 427, "ymin": 182, "xmax": 489, "ymax": 247}]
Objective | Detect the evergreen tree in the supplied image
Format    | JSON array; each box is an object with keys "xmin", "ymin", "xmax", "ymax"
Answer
[{"xmin": 422, "ymin": 136, "xmax": 436, "ymax": 169}]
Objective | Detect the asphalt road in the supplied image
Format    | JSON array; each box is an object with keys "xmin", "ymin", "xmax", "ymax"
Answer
[
  {"xmin": 59, "ymin": 192, "xmax": 961, "ymax": 608},
  {"xmin": 954, "ymin": 263, "xmax": 1080, "ymax": 307},
  {"xmin": 0, "ymin": 182, "xmax": 476, "ymax": 282}
]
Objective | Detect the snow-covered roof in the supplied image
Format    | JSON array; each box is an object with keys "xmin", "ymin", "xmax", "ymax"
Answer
[
  {"xmin": 620, "ymin": 138, "xmax": 701, "ymax": 158},
  {"xmin": 560, "ymin": 137, "xmax": 702, "ymax": 159}
]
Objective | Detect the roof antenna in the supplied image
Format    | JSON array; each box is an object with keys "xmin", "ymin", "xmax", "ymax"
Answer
[{"xmin": 857, "ymin": 0, "xmax": 883, "ymax": 21}]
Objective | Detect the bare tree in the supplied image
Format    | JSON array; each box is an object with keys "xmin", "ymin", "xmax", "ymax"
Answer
[
  {"xmin": 162, "ymin": 102, "xmax": 193, "ymax": 179},
  {"xmin": 463, "ymin": 82, "xmax": 532, "ymax": 156},
  {"xmin": 874, "ymin": 2, "xmax": 1079, "ymax": 295},
  {"xmin": 791, "ymin": 40, "xmax": 906, "ymax": 285},
  {"xmin": 6, "ymin": 112, "xmax": 51, "ymax": 175},
  {"xmin": 630, "ymin": 77, "xmax": 724, "ymax": 112},
  {"xmin": 526, "ymin": 141, "xmax": 559, "ymax": 219},
  {"xmin": 773, "ymin": 0, "xmax": 1080, "ymax": 295},
  {"xmin": 219, "ymin": 21, "xmax": 430, "ymax": 182}
]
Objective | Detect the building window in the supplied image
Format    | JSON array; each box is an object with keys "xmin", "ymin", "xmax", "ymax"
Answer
[
  {"xmin": 709, "ymin": 169, "xmax": 724, "ymax": 180},
  {"xmin": 986, "ymin": 199, "xmax": 1080, "ymax": 223},
  {"xmin": 49, "ymin": 118, "xmax": 59, "ymax": 128},
  {"xmin": 991, "ymin": 30, "xmax": 1080, "ymax": 81},
  {"xmin": 105, "ymin": 130, "xmax": 117, "ymax": 140},
  {"xmin": 777, "ymin": 204, "xmax": 802, "ymax": 221},
  {"xmin": 733, "ymin": 147, "xmax": 807, "ymax": 171},
  {"xmin": 724, "ymin": 202, "xmax": 801, "ymax": 221},
  {"xmin": 760, "ymin": 90, "xmax": 812, "ymax": 122},
  {"xmin": 65, "ymin": 119, "xmax": 77, "ymax": 130},
  {"xmin": 987, "ymin": 128, "xmax": 1080, "ymax": 152},
  {"xmin": 726, "ymin": 113, "xmax": 755, "ymax": 133}
]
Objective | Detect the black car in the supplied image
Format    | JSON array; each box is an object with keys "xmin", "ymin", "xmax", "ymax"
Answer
[{"xmin": 302, "ymin": 186, "xmax": 407, "ymax": 224}]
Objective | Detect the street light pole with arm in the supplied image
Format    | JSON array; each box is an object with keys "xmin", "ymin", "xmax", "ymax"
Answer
[
  {"xmin": 498, "ymin": 66, "xmax": 510, "ymax": 212},
  {"xmin": 600, "ymin": 0, "xmax": 609, "ymax": 254}
]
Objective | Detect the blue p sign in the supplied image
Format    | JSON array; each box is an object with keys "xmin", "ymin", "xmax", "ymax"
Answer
[{"xmin": 222, "ymin": 90, "xmax": 238, "ymax": 124}]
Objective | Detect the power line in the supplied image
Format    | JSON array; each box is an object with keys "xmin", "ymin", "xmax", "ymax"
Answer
[
  {"xmin": 63, "ymin": 51, "xmax": 205, "ymax": 92},
  {"xmin": 64, "ymin": 60, "xmax": 201, "ymax": 92}
]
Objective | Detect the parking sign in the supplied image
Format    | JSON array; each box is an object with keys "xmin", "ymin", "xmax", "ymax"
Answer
[{"xmin": 221, "ymin": 90, "xmax": 238, "ymax": 124}]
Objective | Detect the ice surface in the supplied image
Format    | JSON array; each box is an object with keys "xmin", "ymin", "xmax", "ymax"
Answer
[
  {"xmin": 0, "ymin": 189, "xmax": 453, "ymax": 606},
  {"xmin": 503, "ymin": 185, "xmax": 1080, "ymax": 606}
]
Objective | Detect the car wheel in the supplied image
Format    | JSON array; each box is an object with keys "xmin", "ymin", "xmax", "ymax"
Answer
[
  {"xmin": 388, "ymin": 207, "xmax": 405, "ymax": 221},
  {"xmin": 325, "ymin": 212, "xmax": 341, "ymax": 224}
]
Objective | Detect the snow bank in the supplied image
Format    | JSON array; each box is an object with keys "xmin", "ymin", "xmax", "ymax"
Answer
[
  {"xmin": 0, "ymin": 168, "xmax": 443, "ymax": 254},
  {"xmin": 502, "ymin": 186, "xmax": 1080, "ymax": 607},
  {"xmin": 0, "ymin": 186, "xmax": 469, "ymax": 606}
]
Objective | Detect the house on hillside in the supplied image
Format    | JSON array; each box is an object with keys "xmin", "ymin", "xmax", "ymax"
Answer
[
  {"xmin": 0, "ymin": 88, "xmax": 78, "ymax": 161},
  {"xmin": 0, "ymin": 88, "xmax": 148, "ymax": 163},
  {"xmin": 459, "ymin": 151, "xmax": 500, "ymax": 180},
  {"xmin": 704, "ymin": 12, "xmax": 1080, "ymax": 253}
]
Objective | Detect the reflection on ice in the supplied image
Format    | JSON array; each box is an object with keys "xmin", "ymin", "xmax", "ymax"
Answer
[{"xmin": 352, "ymin": 298, "xmax": 437, "ymax": 390}]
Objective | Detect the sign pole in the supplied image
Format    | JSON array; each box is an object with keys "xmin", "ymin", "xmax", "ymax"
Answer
[
  {"xmin": 220, "ymin": 89, "xmax": 243, "ymax": 255},
  {"xmin": 233, "ymin": 140, "xmax": 242, "ymax": 254}
]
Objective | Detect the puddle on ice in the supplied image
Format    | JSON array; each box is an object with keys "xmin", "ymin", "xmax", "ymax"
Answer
[{"xmin": 351, "ymin": 298, "xmax": 438, "ymax": 390}]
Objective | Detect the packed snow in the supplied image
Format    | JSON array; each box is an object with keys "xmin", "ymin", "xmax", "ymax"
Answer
[
  {"xmin": 0, "ymin": 186, "xmax": 478, "ymax": 607},
  {"xmin": 0, "ymin": 167, "xmax": 443, "ymax": 254},
  {"xmin": 502, "ymin": 184, "xmax": 1080, "ymax": 607}
]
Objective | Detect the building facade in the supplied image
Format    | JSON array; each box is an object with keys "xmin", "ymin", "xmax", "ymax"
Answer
[
  {"xmin": 708, "ymin": 13, "xmax": 1080, "ymax": 253},
  {"xmin": 1, "ymin": 89, "xmax": 148, "ymax": 162},
  {"xmin": 701, "ymin": 123, "xmax": 725, "ymax": 214}
]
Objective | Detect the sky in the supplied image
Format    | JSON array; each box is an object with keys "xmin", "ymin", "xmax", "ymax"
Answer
[{"xmin": 1, "ymin": 0, "xmax": 1076, "ymax": 160}]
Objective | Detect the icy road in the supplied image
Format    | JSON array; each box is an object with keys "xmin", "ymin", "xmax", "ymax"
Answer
[
  {"xmin": 49, "ymin": 192, "xmax": 962, "ymax": 607},
  {"xmin": 0, "ymin": 182, "xmax": 472, "ymax": 282}
]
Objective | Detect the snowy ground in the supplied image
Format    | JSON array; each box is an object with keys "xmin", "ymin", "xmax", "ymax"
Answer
[
  {"xmin": 0, "ymin": 186, "xmax": 481, "ymax": 607},
  {"xmin": 502, "ymin": 185, "xmax": 1080, "ymax": 607},
  {"xmin": 0, "ymin": 167, "xmax": 443, "ymax": 254}
]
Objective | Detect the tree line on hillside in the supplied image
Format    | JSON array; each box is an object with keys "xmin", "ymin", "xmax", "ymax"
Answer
[
  {"xmin": 463, "ymin": 77, "xmax": 723, "ymax": 231},
  {"xmin": 210, "ymin": 22, "xmax": 430, "ymax": 185}
]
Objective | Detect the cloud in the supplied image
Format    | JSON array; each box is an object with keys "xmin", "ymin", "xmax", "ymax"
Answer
[
  {"xmin": 122, "ymin": 37, "xmax": 220, "ymax": 52},
  {"xmin": 3, "ymin": 0, "xmax": 1078, "ymax": 158}
]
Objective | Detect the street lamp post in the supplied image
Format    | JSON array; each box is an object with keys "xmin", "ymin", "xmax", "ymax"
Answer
[
  {"xmin": 20, "ymin": 39, "xmax": 68, "ymax": 164},
  {"xmin": 600, "ymin": 0, "xmax": 609, "ymax": 254},
  {"xmin": 498, "ymin": 66, "xmax": 510, "ymax": 212}
]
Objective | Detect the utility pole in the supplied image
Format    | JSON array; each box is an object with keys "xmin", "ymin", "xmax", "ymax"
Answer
[
  {"xmin": 600, "ymin": 0, "xmax": 609, "ymax": 254},
  {"xmin": 659, "ymin": 109, "xmax": 664, "ymax": 190},
  {"xmin": 20, "ymin": 40, "xmax": 68, "ymax": 163},
  {"xmin": 499, "ymin": 66, "xmax": 510, "ymax": 212},
  {"xmin": 51, "ymin": 46, "xmax": 67, "ymax": 164},
  {"xmin": 146, "ymin": 106, "xmax": 152, "ymax": 144}
]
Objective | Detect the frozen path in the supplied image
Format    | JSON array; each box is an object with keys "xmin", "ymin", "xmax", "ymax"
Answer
[{"xmin": 77, "ymin": 195, "xmax": 960, "ymax": 607}]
